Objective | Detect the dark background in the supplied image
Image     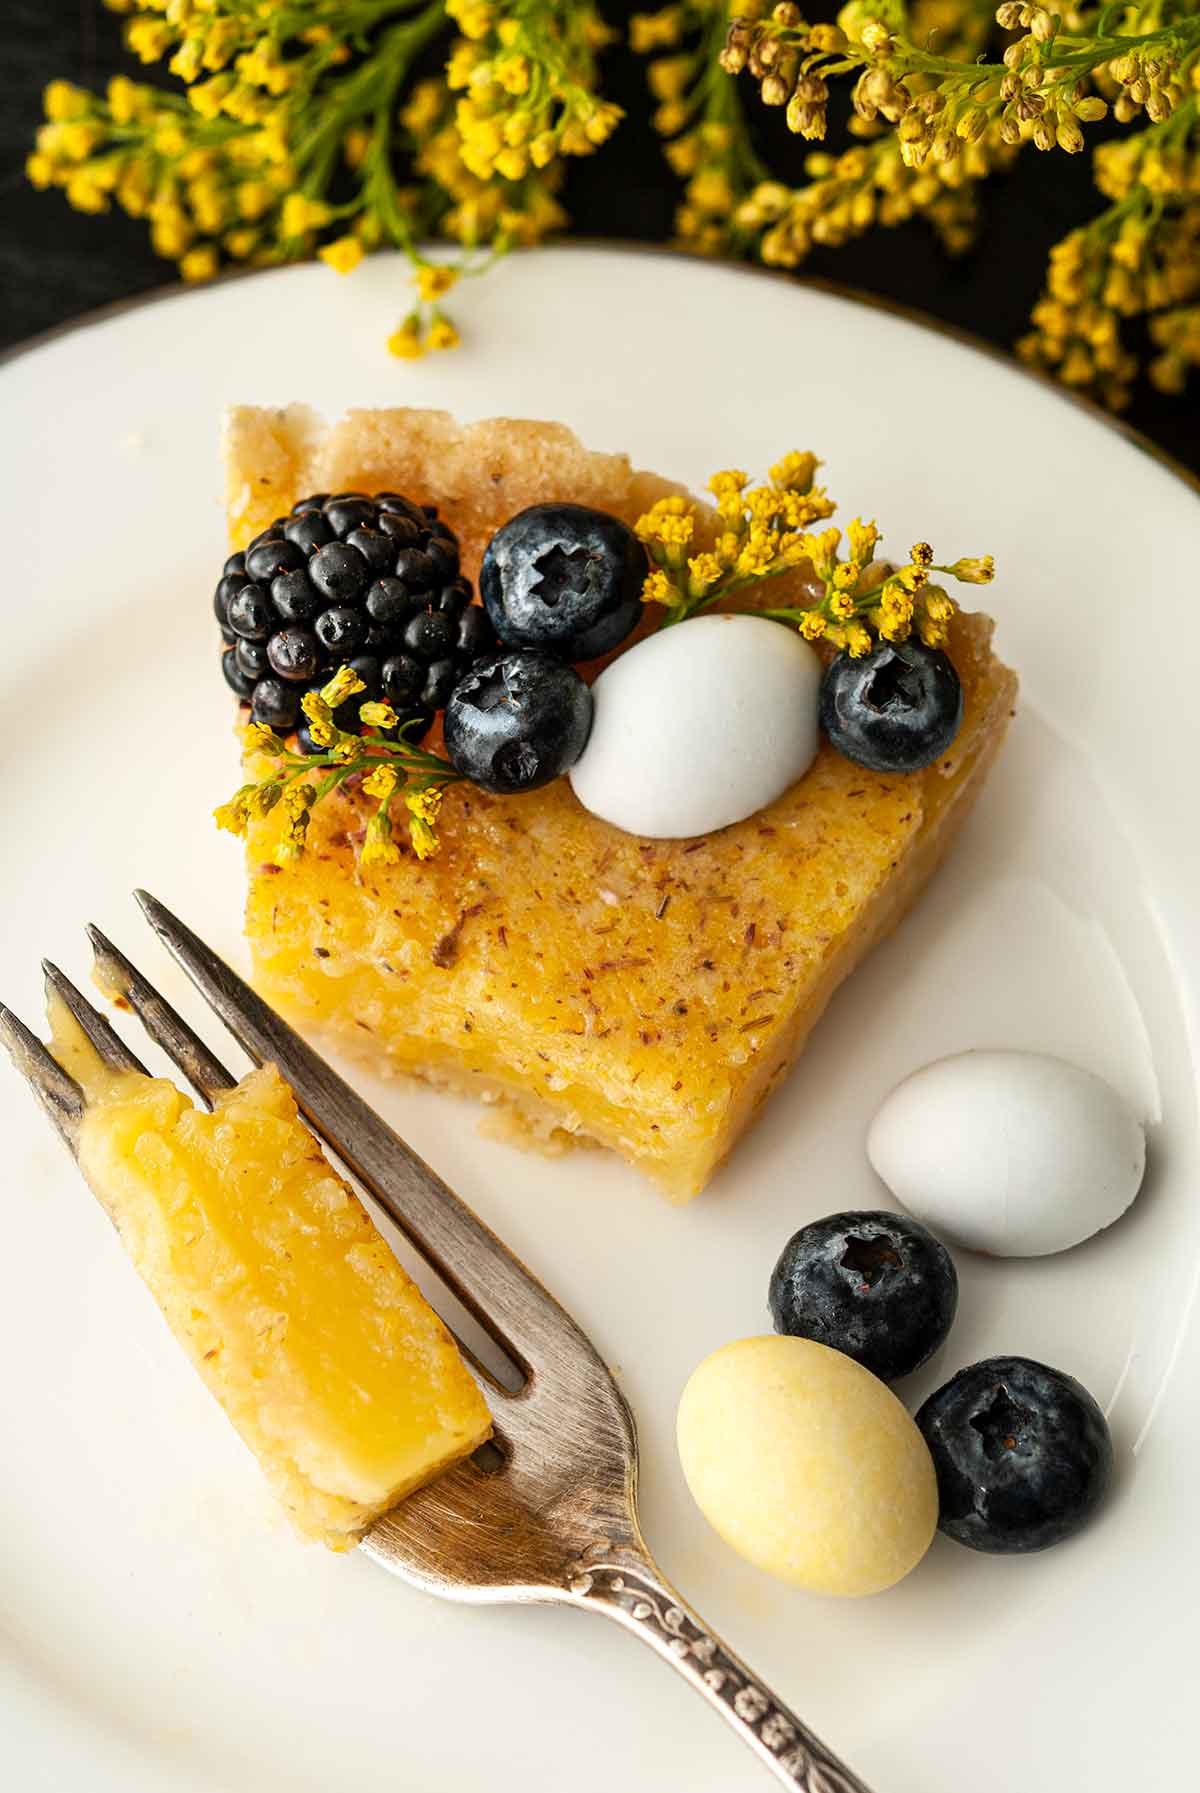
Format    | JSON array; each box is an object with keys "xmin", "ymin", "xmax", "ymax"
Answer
[{"xmin": 3, "ymin": 0, "xmax": 1197, "ymax": 473}]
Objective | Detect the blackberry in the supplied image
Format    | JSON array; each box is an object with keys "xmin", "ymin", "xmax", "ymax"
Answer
[{"xmin": 212, "ymin": 493, "xmax": 496, "ymax": 742}]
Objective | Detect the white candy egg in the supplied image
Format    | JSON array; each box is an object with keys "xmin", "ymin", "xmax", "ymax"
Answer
[
  {"xmin": 867, "ymin": 1049, "xmax": 1146, "ymax": 1257},
  {"xmin": 569, "ymin": 613, "xmax": 821, "ymax": 839}
]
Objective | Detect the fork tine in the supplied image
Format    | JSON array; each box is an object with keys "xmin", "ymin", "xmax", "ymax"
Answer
[
  {"xmin": 134, "ymin": 890, "xmax": 604, "ymax": 1378},
  {"xmin": 42, "ymin": 961, "xmax": 147, "ymax": 1076},
  {"xmin": 86, "ymin": 925, "xmax": 237, "ymax": 1108},
  {"xmin": 0, "ymin": 1002, "xmax": 85, "ymax": 1151}
]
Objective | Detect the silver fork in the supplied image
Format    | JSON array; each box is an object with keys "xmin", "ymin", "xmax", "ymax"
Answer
[{"xmin": 1, "ymin": 891, "xmax": 876, "ymax": 1793}]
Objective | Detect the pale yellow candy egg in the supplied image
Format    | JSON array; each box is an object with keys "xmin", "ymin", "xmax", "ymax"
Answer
[{"xmin": 676, "ymin": 1336, "xmax": 938, "ymax": 1597}]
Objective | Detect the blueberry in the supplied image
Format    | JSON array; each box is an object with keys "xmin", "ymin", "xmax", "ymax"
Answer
[
  {"xmin": 251, "ymin": 676, "xmax": 301, "ymax": 731},
  {"xmin": 444, "ymin": 650, "xmax": 592, "ymax": 795},
  {"xmin": 223, "ymin": 550, "xmax": 247, "ymax": 578},
  {"xmin": 227, "ymin": 583, "xmax": 273, "ymax": 641},
  {"xmin": 916, "ymin": 1356, "xmax": 1113, "ymax": 1553},
  {"xmin": 820, "ymin": 639, "xmax": 963, "ymax": 774},
  {"xmin": 480, "ymin": 503, "xmax": 647, "ymax": 661},
  {"xmin": 291, "ymin": 493, "xmax": 329, "ymax": 514},
  {"xmin": 245, "ymin": 537, "xmax": 306, "ymax": 584},
  {"xmin": 271, "ymin": 567, "xmax": 323, "ymax": 624},
  {"xmin": 222, "ymin": 647, "xmax": 256, "ymax": 701},
  {"xmin": 310, "ymin": 541, "xmax": 370, "ymax": 602},
  {"xmin": 315, "ymin": 605, "xmax": 368, "ymax": 656},
  {"xmin": 769, "ymin": 1210, "xmax": 957, "ymax": 1382},
  {"xmin": 267, "ymin": 626, "xmax": 321, "ymax": 684}
]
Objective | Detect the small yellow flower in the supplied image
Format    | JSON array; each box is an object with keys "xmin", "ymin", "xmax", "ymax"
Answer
[
  {"xmin": 361, "ymin": 809, "xmax": 401, "ymax": 869},
  {"xmin": 154, "ymin": 123, "xmax": 188, "ymax": 158},
  {"xmin": 245, "ymin": 722, "xmax": 285, "ymax": 756},
  {"xmin": 319, "ymin": 234, "xmax": 364, "ymax": 275},
  {"xmin": 25, "ymin": 153, "xmax": 55, "ymax": 190},
  {"xmin": 799, "ymin": 609, "xmax": 827, "ymax": 642},
  {"xmin": 736, "ymin": 528, "xmax": 777, "ymax": 577},
  {"xmin": 494, "ymin": 53, "xmax": 530, "ymax": 95},
  {"xmin": 630, "ymin": 9, "xmax": 683, "ymax": 53},
  {"xmin": 635, "ymin": 495, "xmax": 696, "ymax": 557},
  {"xmin": 416, "ymin": 262, "xmax": 457, "ymax": 301},
  {"xmin": 648, "ymin": 57, "xmax": 690, "ymax": 102},
  {"xmin": 686, "ymin": 552, "xmax": 723, "ymax": 595},
  {"xmin": 106, "ymin": 75, "xmax": 141, "ymax": 125},
  {"xmin": 66, "ymin": 171, "xmax": 109, "ymax": 215},
  {"xmin": 223, "ymin": 226, "xmax": 258, "ymax": 258},
  {"xmin": 170, "ymin": 39, "xmax": 204, "ymax": 84},
  {"xmin": 401, "ymin": 79, "xmax": 444, "ymax": 140},
  {"xmin": 446, "ymin": 0, "xmax": 494, "ymax": 41},
  {"xmin": 359, "ymin": 701, "xmax": 400, "ymax": 732},
  {"xmin": 847, "ymin": 517, "xmax": 880, "ymax": 562},
  {"xmin": 280, "ymin": 192, "xmax": 329, "ymax": 238},
  {"xmin": 362, "ymin": 762, "xmax": 400, "ymax": 800},
  {"xmin": 427, "ymin": 313, "xmax": 461, "ymax": 352},
  {"xmin": 320, "ymin": 665, "xmax": 367, "ymax": 710},
  {"xmin": 180, "ymin": 244, "xmax": 219, "ymax": 282},
  {"xmin": 770, "ymin": 450, "xmax": 819, "ymax": 492},
  {"xmin": 61, "ymin": 120, "xmax": 102, "ymax": 161},
  {"xmin": 923, "ymin": 590, "xmax": 957, "ymax": 623},
  {"xmin": 643, "ymin": 568, "xmax": 683, "ymax": 609},
  {"xmin": 406, "ymin": 785, "xmax": 445, "ymax": 861},
  {"xmin": 300, "ymin": 691, "xmax": 335, "ymax": 746},
  {"xmin": 945, "ymin": 555, "xmax": 995, "ymax": 584},
  {"xmin": 213, "ymin": 787, "xmax": 254, "ymax": 837},
  {"xmin": 44, "ymin": 80, "xmax": 88, "ymax": 123},
  {"xmin": 127, "ymin": 18, "xmax": 173, "ymax": 62},
  {"xmin": 846, "ymin": 624, "xmax": 873, "ymax": 658},
  {"xmin": 236, "ymin": 180, "xmax": 273, "ymax": 220},
  {"xmin": 246, "ymin": 781, "xmax": 284, "ymax": 818},
  {"xmin": 388, "ymin": 317, "xmax": 425, "ymax": 360},
  {"xmin": 910, "ymin": 542, "xmax": 934, "ymax": 568},
  {"xmin": 707, "ymin": 469, "xmax": 749, "ymax": 499}
]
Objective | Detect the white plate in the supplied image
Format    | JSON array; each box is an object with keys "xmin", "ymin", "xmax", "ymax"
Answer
[{"xmin": 2, "ymin": 247, "xmax": 1197, "ymax": 1793}]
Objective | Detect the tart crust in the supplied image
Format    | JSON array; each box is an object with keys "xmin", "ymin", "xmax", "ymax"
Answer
[{"xmin": 227, "ymin": 406, "xmax": 1018, "ymax": 1200}]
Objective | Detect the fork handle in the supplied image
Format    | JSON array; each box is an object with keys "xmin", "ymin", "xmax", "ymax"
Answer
[{"xmin": 566, "ymin": 1544, "xmax": 875, "ymax": 1792}]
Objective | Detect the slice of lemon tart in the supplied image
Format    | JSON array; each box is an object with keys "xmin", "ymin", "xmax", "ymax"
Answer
[{"xmin": 223, "ymin": 406, "xmax": 1017, "ymax": 1201}]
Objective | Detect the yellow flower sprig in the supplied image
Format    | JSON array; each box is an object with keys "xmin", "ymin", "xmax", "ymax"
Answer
[
  {"xmin": 634, "ymin": 453, "xmax": 995, "ymax": 656},
  {"xmin": 631, "ymin": 2, "xmax": 766, "ymax": 257},
  {"xmin": 28, "ymin": 0, "xmax": 617, "ymax": 358},
  {"xmin": 215, "ymin": 666, "xmax": 461, "ymax": 869}
]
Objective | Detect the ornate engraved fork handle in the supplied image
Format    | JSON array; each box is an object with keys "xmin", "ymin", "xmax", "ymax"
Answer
[{"xmin": 564, "ymin": 1542, "xmax": 875, "ymax": 1793}]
